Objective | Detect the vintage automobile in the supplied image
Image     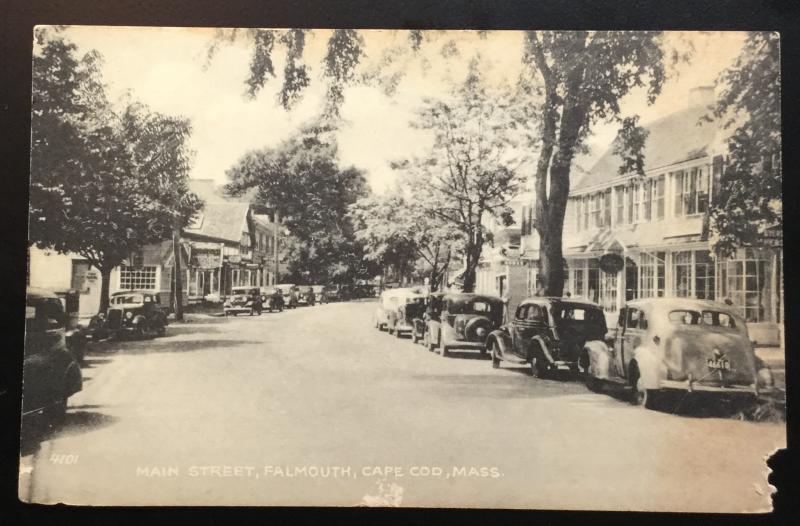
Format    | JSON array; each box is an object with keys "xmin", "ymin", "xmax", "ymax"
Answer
[
  {"xmin": 486, "ymin": 297, "xmax": 607, "ymax": 377},
  {"xmin": 92, "ymin": 291, "xmax": 169, "ymax": 338},
  {"xmin": 425, "ymin": 293, "xmax": 504, "ymax": 357},
  {"xmin": 374, "ymin": 289, "xmax": 401, "ymax": 331},
  {"xmin": 323, "ymin": 284, "xmax": 344, "ymax": 303},
  {"xmin": 411, "ymin": 292, "xmax": 444, "ymax": 344},
  {"xmin": 223, "ymin": 286, "xmax": 263, "ymax": 316},
  {"xmin": 54, "ymin": 288, "xmax": 89, "ymax": 363},
  {"xmin": 276, "ymin": 284, "xmax": 298, "ymax": 309},
  {"xmin": 259, "ymin": 287, "xmax": 284, "ymax": 312},
  {"xmin": 311, "ymin": 285, "xmax": 326, "ymax": 304},
  {"xmin": 386, "ymin": 289, "xmax": 427, "ymax": 338},
  {"xmin": 23, "ymin": 288, "xmax": 83, "ymax": 422},
  {"xmin": 297, "ymin": 286, "xmax": 316, "ymax": 306},
  {"xmin": 580, "ymin": 298, "xmax": 775, "ymax": 408}
]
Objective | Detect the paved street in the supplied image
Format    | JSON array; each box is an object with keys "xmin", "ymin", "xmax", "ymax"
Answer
[{"xmin": 19, "ymin": 300, "xmax": 784, "ymax": 511}]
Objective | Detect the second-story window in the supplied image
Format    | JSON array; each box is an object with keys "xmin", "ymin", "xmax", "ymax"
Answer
[
  {"xmin": 591, "ymin": 193, "xmax": 601, "ymax": 227},
  {"xmin": 674, "ymin": 168, "xmax": 709, "ymax": 216},
  {"xmin": 615, "ymin": 186, "xmax": 625, "ymax": 225},
  {"xmin": 575, "ymin": 199, "xmax": 582, "ymax": 232},
  {"xmin": 603, "ymin": 189, "xmax": 612, "ymax": 227},
  {"xmin": 654, "ymin": 175, "xmax": 665, "ymax": 219},
  {"xmin": 583, "ymin": 196, "xmax": 590, "ymax": 230},
  {"xmin": 642, "ymin": 179, "xmax": 653, "ymax": 221},
  {"xmin": 631, "ymin": 183, "xmax": 641, "ymax": 223}
]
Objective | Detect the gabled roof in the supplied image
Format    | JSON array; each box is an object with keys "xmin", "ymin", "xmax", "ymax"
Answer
[
  {"xmin": 574, "ymin": 105, "xmax": 718, "ymax": 192},
  {"xmin": 184, "ymin": 202, "xmax": 250, "ymax": 244}
]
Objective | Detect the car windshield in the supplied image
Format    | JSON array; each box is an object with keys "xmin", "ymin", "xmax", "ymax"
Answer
[
  {"xmin": 232, "ymin": 288, "xmax": 257, "ymax": 295},
  {"xmin": 668, "ymin": 309, "xmax": 737, "ymax": 329},
  {"xmin": 111, "ymin": 294, "xmax": 144, "ymax": 304}
]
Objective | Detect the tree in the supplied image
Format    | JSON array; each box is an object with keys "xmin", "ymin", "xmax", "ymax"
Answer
[
  {"xmin": 29, "ymin": 30, "xmax": 201, "ymax": 312},
  {"xmin": 349, "ymin": 194, "xmax": 463, "ymax": 291},
  {"xmin": 709, "ymin": 32, "xmax": 781, "ymax": 256},
  {"xmin": 523, "ymin": 31, "xmax": 669, "ymax": 295},
  {"xmin": 225, "ymin": 124, "xmax": 369, "ymax": 283},
  {"xmin": 395, "ymin": 60, "xmax": 528, "ymax": 292}
]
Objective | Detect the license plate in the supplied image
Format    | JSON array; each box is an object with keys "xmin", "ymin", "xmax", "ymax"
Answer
[{"xmin": 707, "ymin": 357, "xmax": 731, "ymax": 371}]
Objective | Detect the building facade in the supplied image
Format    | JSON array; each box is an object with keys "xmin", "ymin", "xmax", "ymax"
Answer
[{"xmin": 520, "ymin": 87, "xmax": 783, "ymax": 345}]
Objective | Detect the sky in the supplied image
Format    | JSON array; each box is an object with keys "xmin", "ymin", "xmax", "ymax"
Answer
[{"xmin": 60, "ymin": 27, "xmax": 747, "ymax": 195}]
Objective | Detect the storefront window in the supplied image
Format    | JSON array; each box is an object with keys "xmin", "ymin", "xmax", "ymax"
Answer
[
  {"xmin": 119, "ymin": 265, "xmax": 157, "ymax": 290},
  {"xmin": 587, "ymin": 259, "xmax": 600, "ymax": 304},
  {"xmin": 601, "ymin": 272, "xmax": 618, "ymax": 312},
  {"xmin": 572, "ymin": 268, "xmax": 584, "ymax": 297},
  {"xmin": 717, "ymin": 249, "xmax": 773, "ymax": 322},
  {"xmin": 694, "ymin": 250, "xmax": 715, "ymax": 300},
  {"xmin": 639, "ymin": 251, "xmax": 665, "ymax": 298},
  {"xmin": 673, "ymin": 251, "xmax": 692, "ymax": 297}
]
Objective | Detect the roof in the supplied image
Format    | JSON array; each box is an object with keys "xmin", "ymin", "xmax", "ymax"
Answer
[
  {"xmin": 188, "ymin": 179, "xmax": 253, "ymax": 204},
  {"xmin": 574, "ymin": 105, "xmax": 718, "ymax": 192},
  {"xmin": 625, "ymin": 297, "xmax": 741, "ymax": 315},
  {"xmin": 184, "ymin": 202, "xmax": 250, "ymax": 243}
]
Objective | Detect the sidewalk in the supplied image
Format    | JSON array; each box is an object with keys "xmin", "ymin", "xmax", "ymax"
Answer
[{"xmin": 755, "ymin": 346, "xmax": 785, "ymax": 391}]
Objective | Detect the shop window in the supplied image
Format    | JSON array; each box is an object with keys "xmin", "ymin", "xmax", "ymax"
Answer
[
  {"xmin": 587, "ymin": 259, "xmax": 600, "ymax": 304},
  {"xmin": 600, "ymin": 272, "xmax": 618, "ymax": 312},
  {"xmin": 119, "ymin": 266, "xmax": 157, "ymax": 290},
  {"xmin": 673, "ymin": 251, "xmax": 692, "ymax": 297},
  {"xmin": 639, "ymin": 252, "xmax": 665, "ymax": 298},
  {"xmin": 572, "ymin": 268, "xmax": 584, "ymax": 298},
  {"xmin": 717, "ymin": 249, "xmax": 773, "ymax": 322},
  {"xmin": 694, "ymin": 250, "xmax": 715, "ymax": 300}
]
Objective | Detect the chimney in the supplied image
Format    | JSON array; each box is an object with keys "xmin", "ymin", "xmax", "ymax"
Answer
[{"xmin": 688, "ymin": 86, "xmax": 715, "ymax": 109}]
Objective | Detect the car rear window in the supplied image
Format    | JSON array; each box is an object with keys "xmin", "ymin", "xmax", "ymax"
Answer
[
  {"xmin": 668, "ymin": 309, "xmax": 737, "ymax": 329},
  {"xmin": 556, "ymin": 306, "xmax": 603, "ymax": 323},
  {"xmin": 112, "ymin": 294, "xmax": 143, "ymax": 304}
]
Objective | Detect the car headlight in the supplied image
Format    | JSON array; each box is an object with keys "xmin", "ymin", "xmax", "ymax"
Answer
[
  {"xmin": 125, "ymin": 311, "xmax": 134, "ymax": 320},
  {"xmin": 476, "ymin": 327, "xmax": 486, "ymax": 337},
  {"xmin": 98, "ymin": 313, "xmax": 105, "ymax": 320}
]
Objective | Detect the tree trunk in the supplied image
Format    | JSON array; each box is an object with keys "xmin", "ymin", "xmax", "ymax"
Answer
[
  {"xmin": 172, "ymin": 227, "xmax": 184, "ymax": 321},
  {"xmin": 461, "ymin": 231, "xmax": 483, "ymax": 293},
  {"xmin": 98, "ymin": 266, "xmax": 112, "ymax": 314}
]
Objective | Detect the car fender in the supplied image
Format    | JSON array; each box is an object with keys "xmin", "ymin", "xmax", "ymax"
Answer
[
  {"xmin": 631, "ymin": 346, "xmax": 664, "ymax": 389},
  {"xmin": 428, "ymin": 320, "xmax": 441, "ymax": 345},
  {"xmin": 583, "ymin": 340, "xmax": 612, "ymax": 380},
  {"xmin": 487, "ymin": 330, "xmax": 511, "ymax": 357},
  {"xmin": 530, "ymin": 335, "xmax": 554, "ymax": 364},
  {"xmin": 132, "ymin": 314, "xmax": 147, "ymax": 326},
  {"xmin": 63, "ymin": 360, "xmax": 83, "ymax": 397}
]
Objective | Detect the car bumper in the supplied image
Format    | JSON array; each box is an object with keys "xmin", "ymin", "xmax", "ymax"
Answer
[
  {"xmin": 659, "ymin": 379, "xmax": 775, "ymax": 396},
  {"xmin": 394, "ymin": 322, "xmax": 413, "ymax": 333},
  {"xmin": 224, "ymin": 306, "xmax": 253, "ymax": 314}
]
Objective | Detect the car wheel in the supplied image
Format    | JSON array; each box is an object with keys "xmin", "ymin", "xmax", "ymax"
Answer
[
  {"xmin": 157, "ymin": 324, "xmax": 166, "ymax": 337},
  {"xmin": 532, "ymin": 356, "xmax": 549, "ymax": 378},
  {"xmin": 425, "ymin": 332, "xmax": 435, "ymax": 352},
  {"xmin": 395, "ymin": 328, "xmax": 403, "ymax": 339},
  {"xmin": 43, "ymin": 398, "xmax": 67, "ymax": 426},
  {"xmin": 412, "ymin": 332, "xmax": 419, "ymax": 344},
  {"xmin": 629, "ymin": 364, "xmax": 657, "ymax": 409},
  {"xmin": 490, "ymin": 343, "xmax": 500, "ymax": 369}
]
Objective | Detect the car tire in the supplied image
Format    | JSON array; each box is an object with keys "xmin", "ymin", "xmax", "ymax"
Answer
[
  {"xmin": 395, "ymin": 328, "xmax": 403, "ymax": 339},
  {"xmin": 43, "ymin": 397, "xmax": 67, "ymax": 426},
  {"xmin": 425, "ymin": 332, "xmax": 435, "ymax": 352},
  {"xmin": 532, "ymin": 356, "xmax": 549, "ymax": 379},
  {"xmin": 157, "ymin": 324, "xmax": 166, "ymax": 337},
  {"xmin": 440, "ymin": 344, "xmax": 449, "ymax": 358},
  {"xmin": 490, "ymin": 343, "xmax": 500, "ymax": 369},
  {"xmin": 629, "ymin": 364, "xmax": 657, "ymax": 409}
]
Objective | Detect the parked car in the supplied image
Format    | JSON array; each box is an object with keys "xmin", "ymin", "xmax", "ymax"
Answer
[
  {"xmin": 374, "ymin": 289, "xmax": 401, "ymax": 331},
  {"xmin": 92, "ymin": 291, "xmax": 169, "ymax": 338},
  {"xmin": 412, "ymin": 292, "xmax": 444, "ymax": 344},
  {"xmin": 260, "ymin": 287, "xmax": 284, "ymax": 312},
  {"xmin": 297, "ymin": 286, "xmax": 315, "ymax": 306},
  {"xmin": 486, "ymin": 297, "xmax": 607, "ymax": 377},
  {"xmin": 23, "ymin": 288, "xmax": 83, "ymax": 422},
  {"xmin": 224, "ymin": 286, "xmax": 263, "ymax": 316},
  {"xmin": 425, "ymin": 293, "xmax": 504, "ymax": 357},
  {"xmin": 311, "ymin": 285, "xmax": 326, "ymax": 303},
  {"xmin": 323, "ymin": 284, "xmax": 344, "ymax": 303},
  {"xmin": 276, "ymin": 284, "xmax": 298, "ymax": 308},
  {"xmin": 54, "ymin": 288, "xmax": 88, "ymax": 363},
  {"xmin": 580, "ymin": 298, "xmax": 775, "ymax": 408},
  {"xmin": 387, "ymin": 289, "xmax": 427, "ymax": 338}
]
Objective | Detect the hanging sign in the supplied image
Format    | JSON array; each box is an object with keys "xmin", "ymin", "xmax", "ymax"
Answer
[{"xmin": 599, "ymin": 253, "xmax": 624, "ymax": 274}]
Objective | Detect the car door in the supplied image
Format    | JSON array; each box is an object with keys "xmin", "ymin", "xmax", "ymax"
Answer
[
  {"xmin": 511, "ymin": 304, "xmax": 548, "ymax": 361},
  {"xmin": 23, "ymin": 298, "xmax": 66, "ymax": 412},
  {"xmin": 619, "ymin": 307, "xmax": 646, "ymax": 379},
  {"xmin": 609, "ymin": 308, "xmax": 627, "ymax": 379}
]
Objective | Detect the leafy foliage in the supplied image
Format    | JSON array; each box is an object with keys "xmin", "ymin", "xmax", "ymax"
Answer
[
  {"xmin": 395, "ymin": 59, "xmax": 531, "ymax": 292},
  {"xmin": 523, "ymin": 30, "xmax": 668, "ymax": 295},
  {"xmin": 710, "ymin": 32, "xmax": 781, "ymax": 256},
  {"xmin": 225, "ymin": 124, "xmax": 369, "ymax": 283},
  {"xmin": 613, "ymin": 116, "xmax": 650, "ymax": 176},
  {"xmin": 29, "ymin": 29, "xmax": 201, "ymax": 311}
]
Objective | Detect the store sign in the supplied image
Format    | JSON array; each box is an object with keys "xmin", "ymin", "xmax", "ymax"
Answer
[{"xmin": 599, "ymin": 253, "xmax": 624, "ymax": 274}]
